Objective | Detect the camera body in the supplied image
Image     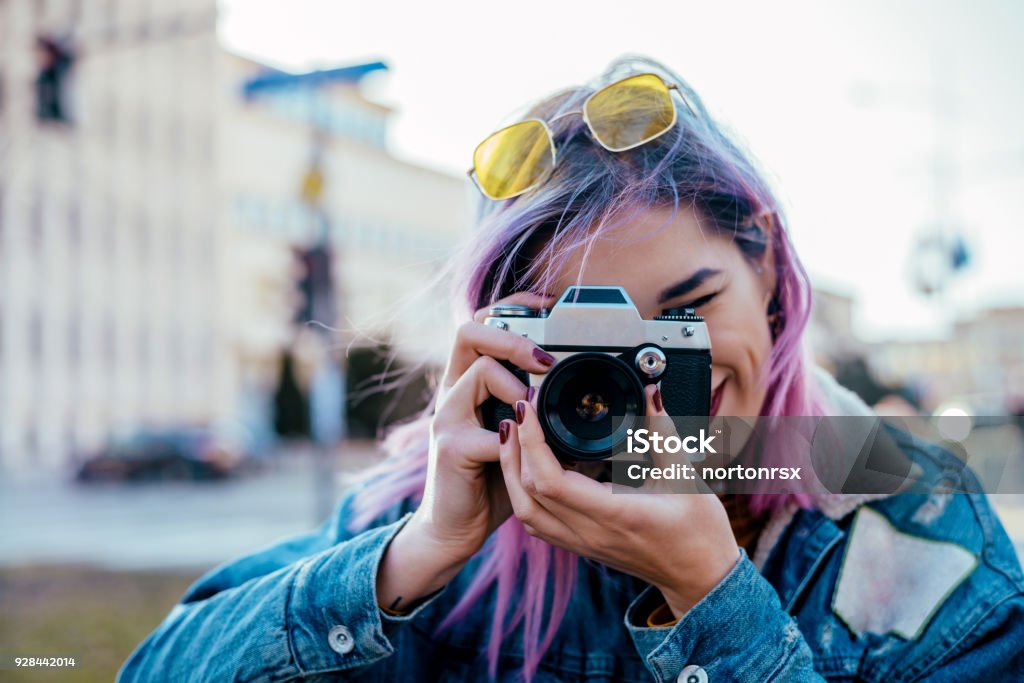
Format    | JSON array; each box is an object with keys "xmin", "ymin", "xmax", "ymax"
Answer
[{"xmin": 481, "ymin": 286, "xmax": 712, "ymax": 461}]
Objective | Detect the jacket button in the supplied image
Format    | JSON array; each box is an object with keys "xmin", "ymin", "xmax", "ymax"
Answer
[
  {"xmin": 327, "ymin": 625, "xmax": 355, "ymax": 655},
  {"xmin": 678, "ymin": 664, "xmax": 708, "ymax": 683}
]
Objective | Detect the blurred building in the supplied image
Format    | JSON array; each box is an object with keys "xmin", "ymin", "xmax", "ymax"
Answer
[
  {"xmin": 0, "ymin": 0, "xmax": 471, "ymax": 472},
  {"xmin": 0, "ymin": 0, "xmax": 225, "ymax": 471},
  {"xmin": 806, "ymin": 286, "xmax": 862, "ymax": 371},
  {"xmin": 870, "ymin": 306, "xmax": 1024, "ymax": 413},
  {"xmin": 222, "ymin": 53, "xmax": 471, "ymax": 394},
  {"xmin": 808, "ymin": 288, "xmax": 1023, "ymax": 414}
]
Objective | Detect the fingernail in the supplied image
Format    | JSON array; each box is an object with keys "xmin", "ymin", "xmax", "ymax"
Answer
[
  {"xmin": 653, "ymin": 388, "xmax": 663, "ymax": 413},
  {"xmin": 532, "ymin": 348, "xmax": 555, "ymax": 367},
  {"xmin": 515, "ymin": 400, "xmax": 526, "ymax": 425},
  {"xmin": 499, "ymin": 420, "xmax": 510, "ymax": 445},
  {"xmin": 526, "ymin": 386, "xmax": 536, "ymax": 403}
]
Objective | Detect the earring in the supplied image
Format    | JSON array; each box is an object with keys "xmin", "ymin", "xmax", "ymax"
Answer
[{"xmin": 766, "ymin": 295, "xmax": 784, "ymax": 339}]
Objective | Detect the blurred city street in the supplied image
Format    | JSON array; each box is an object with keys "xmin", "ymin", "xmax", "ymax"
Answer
[
  {"xmin": 0, "ymin": 441, "xmax": 386, "ymax": 571},
  {"xmin": 1, "ymin": 0, "xmax": 1023, "ymax": 679},
  {"xmin": 2, "ymin": 441, "xmax": 1022, "ymax": 573}
]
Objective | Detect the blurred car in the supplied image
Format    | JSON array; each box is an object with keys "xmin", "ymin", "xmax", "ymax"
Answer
[{"xmin": 74, "ymin": 426, "xmax": 254, "ymax": 483}]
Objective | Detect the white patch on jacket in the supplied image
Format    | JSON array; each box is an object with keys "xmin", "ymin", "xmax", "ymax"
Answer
[{"xmin": 832, "ymin": 506, "xmax": 978, "ymax": 640}]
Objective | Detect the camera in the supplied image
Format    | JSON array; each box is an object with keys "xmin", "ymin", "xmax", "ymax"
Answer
[{"xmin": 481, "ymin": 286, "xmax": 712, "ymax": 461}]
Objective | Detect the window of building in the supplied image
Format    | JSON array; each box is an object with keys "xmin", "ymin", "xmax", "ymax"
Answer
[
  {"xmin": 136, "ymin": 109, "xmax": 151, "ymax": 151},
  {"xmin": 68, "ymin": 313, "xmax": 80, "ymax": 365},
  {"xmin": 101, "ymin": 197, "xmax": 116, "ymax": 254},
  {"xmin": 137, "ymin": 211, "xmax": 149, "ymax": 260},
  {"xmin": 29, "ymin": 311, "xmax": 43, "ymax": 364},
  {"xmin": 24, "ymin": 425, "xmax": 38, "ymax": 459},
  {"xmin": 196, "ymin": 121, "xmax": 213, "ymax": 168},
  {"xmin": 100, "ymin": 92, "xmax": 116, "ymax": 143},
  {"xmin": 137, "ymin": 323, "xmax": 149, "ymax": 369},
  {"xmin": 169, "ymin": 323, "xmax": 185, "ymax": 375},
  {"xmin": 167, "ymin": 113, "xmax": 182, "ymax": 165},
  {"xmin": 29, "ymin": 188, "xmax": 43, "ymax": 251},
  {"xmin": 102, "ymin": 315, "xmax": 115, "ymax": 367},
  {"xmin": 67, "ymin": 199, "xmax": 81, "ymax": 248}
]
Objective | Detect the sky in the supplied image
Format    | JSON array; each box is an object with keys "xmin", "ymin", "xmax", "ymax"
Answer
[{"xmin": 220, "ymin": 0, "xmax": 1024, "ymax": 341}]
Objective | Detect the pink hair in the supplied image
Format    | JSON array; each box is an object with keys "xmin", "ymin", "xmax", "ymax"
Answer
[{"xmin": 348, "ymin": 55, "xmax": 825, "ymax": 681}]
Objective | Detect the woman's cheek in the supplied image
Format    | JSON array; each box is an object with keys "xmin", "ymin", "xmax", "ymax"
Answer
[{"xmin": 709, "ymin": 348, "xmax": 767, "ymax": 416}]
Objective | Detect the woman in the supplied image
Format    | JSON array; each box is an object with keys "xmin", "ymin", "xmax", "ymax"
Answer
[{"xmin": 120, "ymin": 57, "xmax": 1024, "ymax": 682}]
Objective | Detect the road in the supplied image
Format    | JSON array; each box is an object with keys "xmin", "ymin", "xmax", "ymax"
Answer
[
  {"xmin": 1, "ymin": 440, "xmax": 1022, "ymax": 571},
  {"xmin": 0, "ymin": 441, "xmax": 386, "ymax": 571}
]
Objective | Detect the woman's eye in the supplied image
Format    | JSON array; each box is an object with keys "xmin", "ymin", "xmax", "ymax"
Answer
[
  {"xmin": 686, "ymin": 293, "xmax": 716, "ymax": 309},
  {"xmin": 663, "ymin": 292, "xmax": 717, "ymax": 315}
]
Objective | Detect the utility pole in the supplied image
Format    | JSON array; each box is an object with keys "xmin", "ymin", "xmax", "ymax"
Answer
[{"xmin": 243, "ymin": 62, "xmax": 387, "ymax": 522}]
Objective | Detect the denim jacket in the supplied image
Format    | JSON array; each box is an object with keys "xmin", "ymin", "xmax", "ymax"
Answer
[{"xmin": 119, "ymin": 423, "xmax": 1024, "ymax": 682}]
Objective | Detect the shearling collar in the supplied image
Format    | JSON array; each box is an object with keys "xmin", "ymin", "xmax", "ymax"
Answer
[{"xmin": 750, "ymin": 367, "xmax": 894, "ymax": 569}]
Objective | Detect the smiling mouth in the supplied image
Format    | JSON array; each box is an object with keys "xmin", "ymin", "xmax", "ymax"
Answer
[{"xmin": 710, "ymin": 380, "xmax": 726, "ymax": 417}]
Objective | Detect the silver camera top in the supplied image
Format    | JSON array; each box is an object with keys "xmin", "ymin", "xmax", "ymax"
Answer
[{"xmin": 483, "ymin": 285, "xmax": 711, "ymax": 352}]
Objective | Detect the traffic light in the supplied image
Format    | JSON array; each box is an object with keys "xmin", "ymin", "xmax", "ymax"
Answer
[
  {"xmin": 35, "ymin": 35, "xmax": 74, "ymax": 124},
  {"xmin": 293, "ymin": 245, "xmax": 334, "ymax": 327}
]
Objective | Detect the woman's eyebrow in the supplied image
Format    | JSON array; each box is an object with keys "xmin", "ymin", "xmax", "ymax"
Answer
[{"xmin": 657, "ymin": 268, "xmax": 721, "ymax": 304}]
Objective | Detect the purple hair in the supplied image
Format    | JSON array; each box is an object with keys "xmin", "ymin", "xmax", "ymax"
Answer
[{"xmin": 348, "ymin": 55, "xmax": 824, "ymax": 682}]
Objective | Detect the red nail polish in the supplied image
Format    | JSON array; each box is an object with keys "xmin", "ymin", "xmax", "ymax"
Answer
[
  {"xmin": 533, "ymin": 348, "xmax": 555, "ymax": 367},
  {"xmin": 515, "ymin": 401, "xmax": 526, "ymax": 425},
  {"xmin": 526, "ymin": 386, "xmax": 536, "ymax": 403},
  {"xmin": 499, "ymin": 420, "xmax": 510, "ymax": 445},
  {"xmin": 653, "ymin": 388, "xmax": 663, "ymax": 413}
]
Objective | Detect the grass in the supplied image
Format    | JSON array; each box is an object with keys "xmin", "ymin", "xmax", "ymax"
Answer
[{"xmin": 0, "ymin": 565, "xmax": 201, "ymax": 682}]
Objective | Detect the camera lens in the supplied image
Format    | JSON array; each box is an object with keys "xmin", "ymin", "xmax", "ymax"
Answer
[
  {"xmin": 538, "ymin": 352, "xmax": 645, "ymax": 461},
  {"xmin": 576, "ymin": 393, "xmax": 609, "ymax": 422}
]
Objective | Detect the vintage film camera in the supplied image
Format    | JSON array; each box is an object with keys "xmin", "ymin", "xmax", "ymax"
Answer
[{"xmin": 481, "ymin": 286, "xmax": 712, "ymax": 461}]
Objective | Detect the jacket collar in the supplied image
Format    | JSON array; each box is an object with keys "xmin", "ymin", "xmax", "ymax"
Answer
[{"xmin": 750, "ymin": 367, "xmax": 893, "ymax": 569}]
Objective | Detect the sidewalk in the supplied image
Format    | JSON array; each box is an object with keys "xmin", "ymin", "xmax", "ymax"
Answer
[{"xmin": 0, "ymin": 440, "xmax": 386, "ymax": 571}]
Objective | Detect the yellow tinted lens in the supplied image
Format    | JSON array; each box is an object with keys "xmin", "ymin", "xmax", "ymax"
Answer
[
  {"xmin": 585, "ymin": 74, "xmax": 675, "ymax": 151},
  {"xmin": 473, "ymin": 120, "xmax": 554, "ymax": 199}
]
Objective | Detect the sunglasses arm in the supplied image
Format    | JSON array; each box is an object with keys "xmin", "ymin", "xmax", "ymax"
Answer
[
  {"xmin": 666, "ymin": 83, "xmax": 699, "ymax": 119},
  {"xmin": 466, "ymin": 167, "xmax": 489, "ymax": 197}
]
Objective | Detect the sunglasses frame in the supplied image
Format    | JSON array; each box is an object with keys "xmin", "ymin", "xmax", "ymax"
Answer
[{"xmin": 468, "ymin": 73, "xmax": 695, "ymax": 200}]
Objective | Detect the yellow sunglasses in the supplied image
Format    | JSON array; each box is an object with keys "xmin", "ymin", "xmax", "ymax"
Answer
[{"xmin": 468, "ymin": 73, "xmax": 694, "ymax": 201}]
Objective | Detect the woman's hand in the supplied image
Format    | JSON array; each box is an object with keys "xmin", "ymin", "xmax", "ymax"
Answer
[
  {"xmin": 497, "ymin": 384, "xmax": 740, "ymax": 619},
  {"xmin": 377, "ymin": 293, "xmax": 556, "ymax": 613}
]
